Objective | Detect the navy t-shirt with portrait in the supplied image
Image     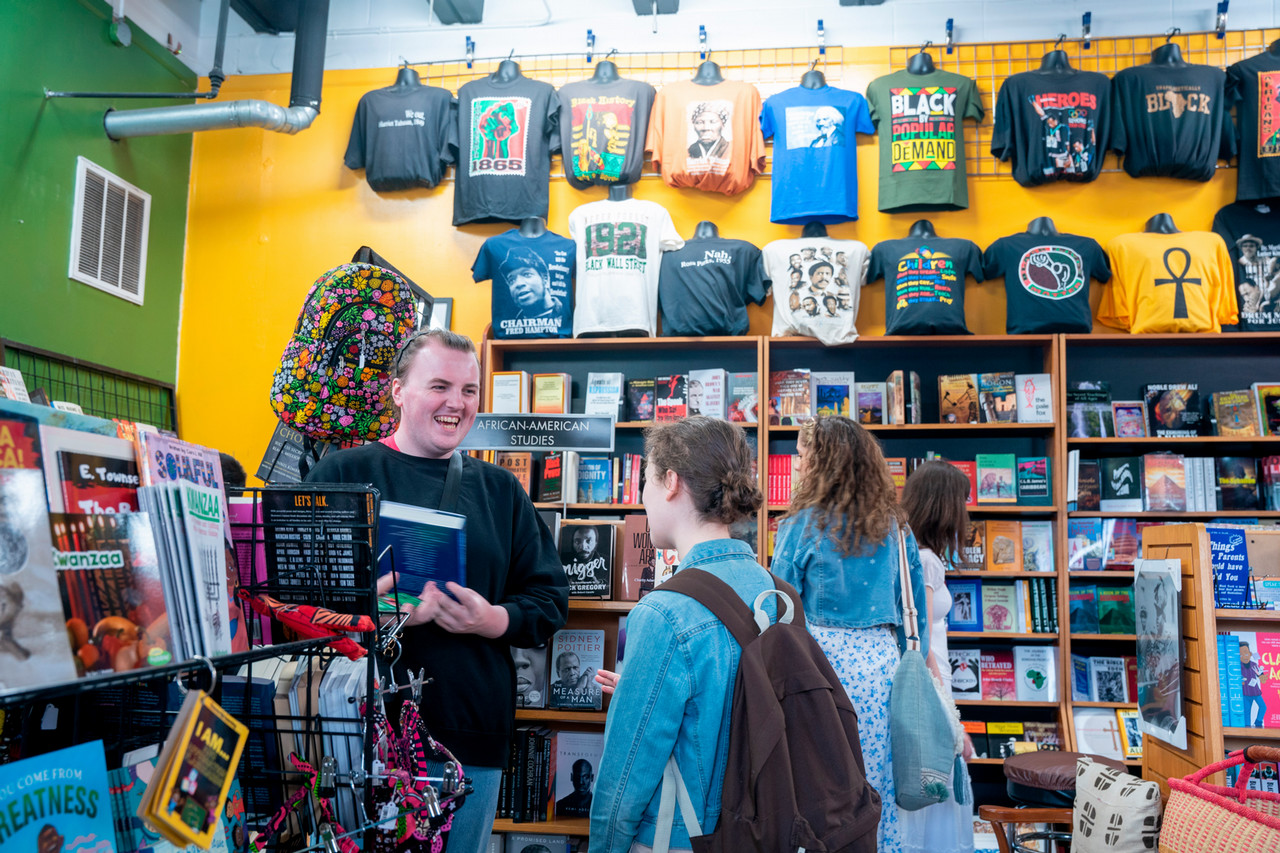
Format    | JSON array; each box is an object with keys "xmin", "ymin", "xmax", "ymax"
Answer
[
  {"xmin": 868, "ymin": 237, "xmax": 985, "ymax": 335},
  {"xmin": 982, "ymin": 232, "xmax": 1112, "ymax": 334},
  {"xmin": 472, "ymin": 229, "xmax": 575, "ymax": 339}
]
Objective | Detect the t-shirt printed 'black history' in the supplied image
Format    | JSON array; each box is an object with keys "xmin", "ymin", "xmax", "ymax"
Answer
[
  {"xmin": 991, "ymin": 69, "xmax": 1111, "ymax": 186},
  {"xmin": 868, "ymin": 236, "xmax": 985, "ymax": 335}
]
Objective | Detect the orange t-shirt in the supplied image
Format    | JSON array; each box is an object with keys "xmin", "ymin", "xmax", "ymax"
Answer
[
  {"xmin": 645, "ymin": 79, "xmax": 766, "ymax": 196},
  {"xmin": 1098, "ymin": 231, "xmax": 1238, "ymax": 333}
]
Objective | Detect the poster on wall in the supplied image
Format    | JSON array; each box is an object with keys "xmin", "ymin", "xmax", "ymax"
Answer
[{"xmin": 1135, "ymin": 557, "xmax": 1186, "ymax": 749}]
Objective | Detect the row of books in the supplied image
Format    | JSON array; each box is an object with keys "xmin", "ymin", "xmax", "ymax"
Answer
[
  {"xmin": 936, "ymin": 372, "xmax": 1055, "ymax": 425},
  {"xmin": 1067, "ymin": 517, "xmax": 1166, "ymax": 572},
  {"xmin": 1208, "ymin": 526, "xmax": 1280, "ymax": 610},
  {"xmin": 947, "ymin": 646, "xmax": 1059, "ymax": 702},
  {"xmin": 1070, "ymin": 453, "xmax": 1278, "ymax": 513},
  {"xmin": 945, "ymin": 577, "xmax": 1060, "ymax": 634},
  {"xmin": 1070, "ymin": 654, "xmax": 1139, "ymax": 703},
  {"xmin": 1224, "ymin": 756, "xmax": 1280, "ymax": 792},
  {"xmin": 1067, "ymin": 380, "xmax": 1280, "ymax": 438},
  {"xmin": 1067, "ymin": 584, "xmax": 1136, "ymax": 635},
  {"xmin": 492, "ymin": 450, "xmax": 648, "ymax": 506},
  {"xmin": 963, "ymin": 719, "xmax": 1062, "ymax": 758},
  {"xmin": 1217, "ymin": 631, "xmax": 1280, "ymax": 729},
  {"xmin": 960, "ymin": 519, "xmax": 1055, "ymax": 572},
  {"xmin": 498, "ymin": 729, "xmax": 602, "ymax": 824},
  {"xmin": 531, "ymin": 514, "xmax": 679, "ymax": 603}
]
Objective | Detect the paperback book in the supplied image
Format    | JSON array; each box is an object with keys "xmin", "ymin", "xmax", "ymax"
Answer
[
  {"xmin": 938, "ymin": 374, "xmax": 979, "ymax": 424},
  {"xmin": 812, "ymin": 371, "xmax": 855, "ymax": 418},
  {"xmin": 40, "ymin": 425, "xmax": 140, "ymax": 514},
  {"xmin": 624, "ymin": 379, "xmax": 656, "ymax": 422},
  {"xmin": 378, "ymin": 500, "xmax": 467, "ymax": 596},
  {"xmin": 1212, "ymin": 390, "xmax": 1261, "ymax": 437},
  {"xmin": 558, "ymin": 521, "xmax": 615, "ymax": 598},
  {"xmin": 768, "ymin": 370, "xmax": 812, "ymax": 425},
  {"xmin": 855, "ymin": 382, "xmax": 886, "ymax": 425},
  {"xmin": 552, "ymin": 731, "xmax": 604, "ymax": 819},
  {"xmin": 1014, "ymin": 373, "xmax": 1053, "ymax": 423},
  {"xmin": 618, "ymin": 514, "xmax": 655, "ymax": 600},
  {"xmin": 1112, "ymin": 401, "xmax": 1148, "ymax": 437},
  {"xmin": 547, "ymin": 629, "xmax": 605, "ymax": 710},
  {"xmin": 687, "ymin": 368, "xmax": 727, "ymax": 419},
  {"xmin": 1143, "ymin": 383, "xmax": 1202, "ymax": 437},
  {"xmin": 512, "ymin": 644, "xmax": 549, "ymax": 709},
  {"xmin": 976, "ymin": 454, "xmax": 1017, "ymax": 504},
  {"xmin": 1066, "ymin": 381, "xmax": 1114, "ymax": 438},
  {"xmin": 0, "ymin": 741, "xmax": 115, "ymax": 853},
  {"xmin": 575, "ymin": 456, "xmax": 613, "ymax": 504},
  {"xmin": 977, "ymin": 372, "xmax": 1016, "ymax": 423},
  {"xmin": 584, "ymin": 372, "xmax": 625, "ymax": 419},
  {"xmin": 655, "ymin": 374, "xmax": 688, "ymax": 422}
]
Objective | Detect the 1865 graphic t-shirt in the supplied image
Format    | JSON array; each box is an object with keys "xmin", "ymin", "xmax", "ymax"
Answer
[
  {"xmin": 646, "ymin": 79, "xmax": 766, "ymax": 196},
  {"xmin": 759, "ymin": 85, "xmax": 874, "ymax": 224},
  {"xmin": 555, "ymin": 77, "xmax": 656, "ymax": 189},
  {"xmin": 982, "ymin": 232, "xmax": 1111, "ymax": 334},
  {"xmin": 865, "ymin": 69, "xmax": 984, "ymax": 213},
  {"xmin": 868, "ymin": 237, "xmax": 985, "ymax": 335},
  {"xmin": 569, "ymin": 199, "xmax": 684, "ymax": 337},
  {"xmin": 991, "ymin": 69, "xmax": 1111, "ymax": 186},
  {"xmin": 344, "ymin": 83, "xmax": 457, "ymax": 191},
  {"xmin": 762, "ymin": 238, "xmax": 870, "ymax": 345},
  {"xmin": 471, "ymin": 229, "xmax": 575, "ymax": 339},
  {"xmin": 1227, "ymin": 49, "xmax": 1280, "ymax": 201},
  {"xmin": 1099, "ymin": 231, "xmax": 1238, "ymax": 333},
  {"xmin": 1212, "ymin": 201, "xmax": 1280, "ymax": 331},
  {"xmin": 658, "ymin": 237, "xmax": 767, "ymax": 337},
  {"xmin": 454, "ymin": 75, "xmax": 559, "ymax": 225},
  {"xmin": 1111, "ymin": 62, "xmax": 1234, "ymax": 181}
]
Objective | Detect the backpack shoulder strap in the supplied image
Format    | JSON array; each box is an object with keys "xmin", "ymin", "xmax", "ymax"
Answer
[
  {"xmin": 767, "ymin": 572, "xmax": 805, "ymax": 622},
  {"xmin": 658, "ymin": 568, "xmax": 760, "ymax": 649}
]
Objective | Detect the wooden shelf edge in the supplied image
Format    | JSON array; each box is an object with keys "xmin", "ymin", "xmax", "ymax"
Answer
[
  {"xmin": 771, "ymin": 505, "xmax": 1057, "ymax": 514},
  {"xmin": 1068, "ymin": 571, "xmax": 1136, "ymax": 579},
  {"xmin": 1069, "ymin": 511, "xmax": 1280, "ymax": 518},
  {"xmin": 1223, "ymin": 727, "xmax": 1280, "ymax": 739},
  {"xmin": 1070, "ymin": 634, "xmax": 1138, "ymax": 641},
  {"xmin": 949, "ymin": 632, "xmax": 1059, "ymax": 640},
  {"xmin": 770, "ymin": 423, "xmax": 1053, "ymax": 433},
  {"xmin": 514, "ymin": 709, "xmax": 607, "ymax": 724},
  {"xmin": 1073, "ymin": 701, "xmax": 1139, "ymax": 708},
  {"xmin": 1214, "ymin": 608, "xmax": 1280, "ymax": 622},
  {"xmin": 568, "ymin": 599, "xmax": 635, "ymax": 613},
  {"xmin": 533, "ymin": 502, "xmax": 645, "ymax": 511},
  {"xmin": 1069, "ymin": 436, "xmax": 1280, "ymax": 444},
  {"xmin": 947, "ymin": 571, "xmax": 1060, "ymax": 578},
  {"xmin": 492, "ymin": 818, "xmax": 591, "ymax": 834},
  {"xmin": 955, "ymin": 699, "xmax": 1059, "ymax": 707}
]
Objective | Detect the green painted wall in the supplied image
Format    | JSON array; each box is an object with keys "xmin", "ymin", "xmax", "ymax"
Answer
[{"xmin": 0, "ymin": 0, "xmax": 195, "ymax": 384}]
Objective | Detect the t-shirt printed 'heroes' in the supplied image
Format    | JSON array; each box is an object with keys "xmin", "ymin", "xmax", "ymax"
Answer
[
  {"xmin": 471, "ymin": 229, "xmax": 575, "ymax": 339},
  {"xmin": 990, "ymin": 69, "xmax": 1111, "ymax": 186},
  {"xmin": 868, "ymin": 236, "xmax": 985, "ymax": 335},
  {"xmin": 982, "ymin": 232, "xmax": 1112, "ymax": 334}
]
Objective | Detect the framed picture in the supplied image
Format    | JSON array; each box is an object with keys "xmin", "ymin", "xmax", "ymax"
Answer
[
  {"xmin": 1135, "ymin": 557, "xmax": 1186, "ymax": 749},
  {"xmin": 428, "ymin": 297, "xmax": 453, "ymax": 331},
  {"xmin": 1116, "ymin": 708, "xmax": 1143, "ymax": 758},
  {"xmin": 1112, "ymin": 400, "xmax": 1148, "ymax": 437}
]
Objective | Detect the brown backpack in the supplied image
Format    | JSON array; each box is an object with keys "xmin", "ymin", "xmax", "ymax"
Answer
[{"xmin": 654, "ymin": 568, "xmax": 882, "ymax": 853}]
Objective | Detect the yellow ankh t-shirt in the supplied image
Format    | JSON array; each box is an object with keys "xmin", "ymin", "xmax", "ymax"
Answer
[{"xmin": 1099, "ymin": 231, "xmax": 1238, "ymax": 333}]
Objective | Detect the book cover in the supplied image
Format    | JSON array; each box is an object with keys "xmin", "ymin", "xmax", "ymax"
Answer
[
  {"xmin": 1252, "ymin": 632, "xmax": 1280, "ymax": 728},
  {"xmin": 378, "ymin": 500, "xmax": 467, "ymax": 594},
  {"xmin": 1143, "ymin": 452, "xmax": 1187, "ymax": 512},
  {"xmin": 655, "ymin": 374, "xmax": 688, "ymax": 423},
  {"xmin": 984, "ymin": 521, "xmax": 1023, "ymax": 572},
  {"xmin": 512, "ymin": 644, "xmax": 549, "ymax": 709},
  {"xmin": 854, "ymin": 382, "xmax": 886, "ymax": 425},
  {"xmin": 987, "ymin": 721, "xmax": 1025, "ymax": 758},
  {"xmin": 1067, "ymin": 519, "xmax": 1105, "ymax": 571},
  {"xmin": 978, "ymin": 372, "xmax": 1017, "ymax": 423},
  {"xmin": 1021, "ymin": 521, "xmax": 1055, "ymax": 573},
  {"xmin": 1100, "ymin": 457, "xmax": 1144, "ymax": 512},
  {"xmin": 490, "ymin": 371, "xmax": 530, "ymax": 414},
  {"xmin": 1097, "ymin": 586, "xmax": 1135, "ymax": 634},
  {"xmin": 624, "ymin": 379, "xmax": 656, "ymax": 422},
  {"xmin": 1014, "ymin": 646, "xmax": 1057, "ymax": 702},
  {"xmin": 1143, "ymin": 383, "xmax": 1202, "ymax": 437},
  {"xmin": 1112, "ymin": 401, "xmax": 1148, "ymax": 437},
  {"xmin": 552, "ymin": 731, "xmax": 603, "ymax": 819},
  {"xmin": 1209, "ymin": 526, "xmax": 1252, "ymax": 609},
  {"xmin": 1015, "ymin": 373, "xmax": 1054, "ymax": 423},
  {"xmin": 938, "ymin": 374, "xmax": 979, "ymax": 424},
  {"xmin": 768, "ymin": 370, "xmax": 812, "ymax": 425},
  {"xmin": 1076, "ymin": 459, "xmax": 1101, "ymax": 511},
  {"xmin": 961, "ymin": 719, "xmax": 988, "ymax": 758},
  {"xmin": 506, "ymin": 833, "xmax": 570, "ymax": 853},
  {"xmin": 979, "ymin": 649, "xmax": 1017, "ymax": 700},
  {"xmin": 887, "ymin": 370, "xmax": 922, "ymax": 425},
  {"xmin": 1069, "ymin": 584, "xmax": 1100, "ymax": 633},
  {"xmin": 812, "ymin": 371, "xmax": 855, "ymax": 418},
  {"xmin": 1089, "ymin": 656, "xmax": 1128, "ymax": 702},
  {"xmin": 976, "ymin": 454, "xmax": 1017, "ymax": 504},
  {"xmin": 1024, "ymin": 721, "xmax": 1062, "ymax": 751},
  {"xmin": 0, "ymin": 469, "xmax": 79, "ymax": 694},
  {"xmin": 885, "ymin": 457, "xmax": 907, "ymax": 499},
  {"xmin": 725, "ymin": 372, "xmax": 759, "ymax": 423},
  {"xmin": 1116, "ymin": 709, "xmax": 1143, "ymax": 758},
  {"xmin": 1066, "ymin": 381, "xmax": 1114, "ymax": 437},
  {"xmin": 584, "ymin": 372, "xmax": 625, "ymax": 419},
  {"xmin": 1213, "ymin": 390, "xmax": 1261, "ymax": 437},
  {"xmin": 1071, "ymin": 654, "xmax": 1092, "ymax": 701},
  {"xmin": 547, "ymin": 629, "xmax": 605, "ymax": 710},
  {"xmin": 1218, "ymin": 457, "xmax": 1260, "ymax": 510},
  {"xmin": 981, "ymin": 581, "xmax": 1019, "ymax": 630},
  {"xmin": 496, "ymin": 451, "xmax": 534, "ymax": 495},
  {"xmin": 531, "ymin": 373, "xmax": 571, "ymax": 415},
  {"xmin": 1225, "ymin": 633, "xmax": 1247, "ymax": 726},
  {"xmin": 109, "ymin": 747, "xmax": 239, "ymax": 853},
  {"xmin": 0, "ymin": 742, "xmax": 115, "ymax": 853},
  {"xmin": 1015, "ymin": 457, "xmax": 1052, "ymax": 506},
  {"xmin": 962, "ymin": 520, "xmax": 985, "ymax": 569},
  {"xmin": 537, "ymin": 452, "xmax": 564, "ymax": 503},
  {"xmin": 1252, "ymin": 383, "xmax": 1280, "ymax": 435},
  {"xmin": 1073, "ymin": 708, "xmax": 1124, "ymax": 760},
  {"xmin": 558, "ymin": 520, "xmax": 614, "ymax": 599},
  {"xmin": 40, "ymin": 425, "xmax": 140, "ymax": 514},
  {"xmin": 654, "ymin": 549, "xmax": 679, "ymax": 587},
  {"xmin": 0, "ymin": 411, "xmax": 42, "ymax": 470},
  {"xmin": 949, "ymin": 649, "xmax": 981, "ymax": 699},
  {"xmin": 575, "ymin": 456, "xmax": 613, "ymax": 504},
  {"xmin": 946, "ymin": 580, "xmax": 982, "ymax": 631},
  {"xmin": 618, "ymin": 514, "xmax": 656, "ymax": 601},
  {"xmin": 0, "ymin": 366, "xmax": 31, "ymax": 402},
  {"xmin": 687, "ymin": 368, "xmax": 727, "ymax": 419},
  {"xmin": 1101, "ymin": 518, "xmax": 1141, "ymax": 570}
]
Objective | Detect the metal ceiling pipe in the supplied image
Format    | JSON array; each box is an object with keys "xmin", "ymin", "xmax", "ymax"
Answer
[{"xmin": 104, "ymin": 0, "xmax": 329, "ymax": 140}]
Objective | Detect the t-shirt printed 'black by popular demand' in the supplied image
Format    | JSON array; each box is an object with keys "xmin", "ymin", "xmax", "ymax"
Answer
[
  {"xmin": 982, "ymin": 232, "xmax": 1112, "ymax": 334},
  {"xmin": 868, "ymin": 236, "xmax": 985, "ymax": 335}
]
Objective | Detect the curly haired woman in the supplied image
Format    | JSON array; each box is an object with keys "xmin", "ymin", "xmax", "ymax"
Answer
[{"xmin": 771, "ymin": 416, "xmax": 929, "ymax": 853}]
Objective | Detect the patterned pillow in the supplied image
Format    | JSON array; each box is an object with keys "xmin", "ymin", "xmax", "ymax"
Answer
[{"xmin": 1073, "ymin": 755, "xmax": 1162, "ymax": 852}]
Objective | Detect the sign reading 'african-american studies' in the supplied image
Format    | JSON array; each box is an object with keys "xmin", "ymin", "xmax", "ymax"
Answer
[{"xmin": 458, "ymin": 414, "xmax": 616, "ymax": 453}]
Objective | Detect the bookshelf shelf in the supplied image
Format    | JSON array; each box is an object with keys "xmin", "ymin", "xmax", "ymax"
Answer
[
  {"xmin": 1068, "ymin": 571, "xmax": 1136, "ymax": 579},
  {"xmin": 568, "ymin": 599, "xmax": 635, "ymax": 613},
  {"xmin": 492, "ymin": 818, "xmax": 591, "ymax": 834},
  {"xmin": 1069, "ymin": 633, "xmax": 1138, "ymax": 642},
  {"xmin": 1072, "ymin": 701, "xmax": 1139, "ymax": 709},
  {"xmin": 1068, "ymin": 436, "xmax": 1280, "ymax": 446},
  {"xmin": 1068, "ymin": 511, "xmax": 1280, "ymax": 518},
  {"xmin": 949, "ymin": 631, "xmax": 1059, "ymax": 641},
  {"xmin": 947, "ymin": 571, "xmax": 1059, "ymax": 579},
  {"xmin": 1223, "ymin": 727, "xmax": 1280, "ymax": 740},
  {"xmin": 514, "ymin": 709, "xmax": 608, "ymax": 724},
  {"xmin": 772, "ymin": 506, "xmax": 1056, "ymax": 515},
  {"xmin": 769, "ymin": 422, "xmax": 1053, "ymax": 435},
  {"xmin": 956, "ymin": 699, "xmax": 1059, "ymax": 708},
  {"xmin": 615, "ymin": 420, "xmax": 755, "ymax": 429},
  {"xmin": 533, "ymin": 502, "xmax": 646, "ymax": 511},
  {"xmin": 1214, "ymin": 608, "xmax": 1280, "ymax": 621},
  {"xmin": 968, "ymin": 758, "xmax": 1007, "ymax": 766}
]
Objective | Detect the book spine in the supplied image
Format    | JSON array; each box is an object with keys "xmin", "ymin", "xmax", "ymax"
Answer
[
  {"xmin": 1218, "ymin": 635, "xmax": 1231, "ymax": 726},
  {"xmin": 1030, "ymin": 577, "xmax": 1044, "ymax": 634},
  {"xmin": 539, "ymin": 729, "xmax": 552, "ymax": 821},
  {"xmin": 1225, "ymin": 639, "xmax": 1246, "ymax": 727},
  {"xmin": 1047, "ymin": 579, "xmax": 1059, "ymax": 632}
]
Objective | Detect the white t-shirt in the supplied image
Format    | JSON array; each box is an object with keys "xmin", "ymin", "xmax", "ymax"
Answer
[
  {"xmin": 919, "ymin": 547, "xmax": 953, "ymax": 690},
  {"xmin": 763, "ymin": 237, "xmax": 870, "ymax": 345},
  {"xmin": 569, "ymin": 199, "xmax": 684, "ymax": 337}
]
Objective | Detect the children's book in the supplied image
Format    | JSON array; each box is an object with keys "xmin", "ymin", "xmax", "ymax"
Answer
[
  {"xmin": 40, "ymin": 425, "xmax": 140, "ymax": 514},
  {"xmin": 1, "ymin": 741, "xmax": 116, "ymax": 853}
]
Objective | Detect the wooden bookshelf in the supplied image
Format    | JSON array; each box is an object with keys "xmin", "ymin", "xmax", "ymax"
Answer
[
  {"xmin": 1069, "ymin": 511, "xmax": 1280, "ymax": 518},
  {"xmin": 568, "ymin": 599, "xmax": 635, "ymax": 613},
  {"xmin": 956, "ymin": 699, "xmax": 1059, "ymax": 708},
  {"xmin": 1069, "ymin": 633, "xmax": 1139, "ymax": 642},
  {"xmin": 1073, "ymin": 701, "xmax": 1140, "ymax": 709},
  {"xmin": 492, "ymin": 818, "xmax": 591, "ymax": 834},
  {"xmin": 515, "ymin": 709, "xmax": 608, "ymax": 724},
  {"xmin": 949, "ymin": 631, "xmax": 1059, "ymax": 641},
  {"xmin": 1223, "ymin": 727, "xmax": 1280, "ymax": 740},
  {"xmin": 533, "ymin": 502, "xmax": 646, "ymax": 511},
  {"xmin": 1214, "ymin": 609, "xmax": 1280, "ymax": 622}
]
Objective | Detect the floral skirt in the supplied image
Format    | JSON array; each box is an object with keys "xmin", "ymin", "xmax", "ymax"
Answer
[{"xmin": 809, "ymin": 623, "xmax": 902, "ymax": 853}]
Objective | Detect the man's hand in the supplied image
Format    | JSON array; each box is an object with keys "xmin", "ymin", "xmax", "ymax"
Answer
[
  {"xmin": 594, "ymin": 668, "xmax": 620, "ymax": 695},
  {"xmin": 376, "ymin": 575, "xmax": 509, "ymax": 638}
]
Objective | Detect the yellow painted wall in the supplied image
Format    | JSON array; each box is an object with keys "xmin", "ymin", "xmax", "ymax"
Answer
[{"xmin": 180, "ymin": 32, "xmax": 1273, "ymax": 474}]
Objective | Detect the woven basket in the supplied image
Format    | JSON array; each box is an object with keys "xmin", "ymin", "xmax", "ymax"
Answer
[{"xmin": 1160, "ymin": 746, "xmax": 1280, "ymax": 853}]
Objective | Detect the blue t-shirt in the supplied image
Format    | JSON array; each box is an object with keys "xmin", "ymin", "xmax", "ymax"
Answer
[
  {"xmin": 759, "ymin": 85, "xmax": 874, "ymax": 224},
  {"xmin": 471, "ymin": 229, "xmax": 575, "ymax": 339}
]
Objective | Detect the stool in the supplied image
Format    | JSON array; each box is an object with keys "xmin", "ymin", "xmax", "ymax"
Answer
[{"xmin": 978, "ymin": 751, "xmax": 1129, "ymax": 853}]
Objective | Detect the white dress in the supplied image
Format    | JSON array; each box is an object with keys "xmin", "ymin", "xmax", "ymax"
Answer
[{"xmin": 900, "ymin": 547, "xmax": 975, "ymax": 853}]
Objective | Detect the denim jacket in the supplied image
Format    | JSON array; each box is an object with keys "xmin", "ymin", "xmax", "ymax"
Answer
[
  {"xmin": 588, "ymin": 539, "xmax": 777, "ymax": 853},
  {"xmin": 771, "ymin": 508, "xmax": 929, "ymax": 658}
]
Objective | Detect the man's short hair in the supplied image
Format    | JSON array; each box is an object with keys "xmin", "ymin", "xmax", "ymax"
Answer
[
  {"xmin": 809, "ymin": 261, "xmax": 834, "ymax": 279},
  {"xmin": 498, "ymin": 247, "xmax": 549, "ymax": 284},
  {"xmin": 392, "ymin": 328, "xmax": 477, "ymax": 382}
]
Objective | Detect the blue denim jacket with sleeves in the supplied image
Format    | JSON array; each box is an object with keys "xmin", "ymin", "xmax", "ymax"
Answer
[
  {"xmin": 588, "ymin": 539, "xmax": 776, "ymax": 853},
  {"xmin": 770, "ymin": 508, "xmax": 929, "ymax": 658}
]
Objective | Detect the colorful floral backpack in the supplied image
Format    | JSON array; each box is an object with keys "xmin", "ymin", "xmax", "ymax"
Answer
[{"xmin": 270, "ymin": 263, "xmax": 417, "ymax": 442}]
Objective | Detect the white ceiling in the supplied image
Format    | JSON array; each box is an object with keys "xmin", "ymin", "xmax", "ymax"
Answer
[{"xmin": 126, "ymin": 0, "xmax": 1280, "ymax": 78}]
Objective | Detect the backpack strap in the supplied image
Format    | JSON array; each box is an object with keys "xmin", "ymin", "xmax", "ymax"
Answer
[
  {"xmin": 657, "ymin": 568, "xmax": 760, "ymax": 648},
  {"xmin": 654, "ymin": 756, "xmax": 703, "ymax": 853},
  {"xmin": 438, "ymin": 451, "xmax": 463, "ymax": 514}
]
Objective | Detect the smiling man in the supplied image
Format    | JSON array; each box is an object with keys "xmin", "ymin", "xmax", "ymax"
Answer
[{"xmin": 304, "ymin": 327, "xmax": 568, "ymax": 853}]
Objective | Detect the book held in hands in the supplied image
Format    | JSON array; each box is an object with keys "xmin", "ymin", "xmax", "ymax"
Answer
[{"xmin": 378, "ymin": 500, "xmax": 467, "ymax": 597}]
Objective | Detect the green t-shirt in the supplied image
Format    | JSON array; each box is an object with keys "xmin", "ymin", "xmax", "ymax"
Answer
[{"xmin": 865, "ymin": 69, "xmax": 984, "ymax": 213}]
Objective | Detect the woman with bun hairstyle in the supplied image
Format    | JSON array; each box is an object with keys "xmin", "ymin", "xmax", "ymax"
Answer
[
  {"xmin": 900, "ymin": 460, "xmax": 975, "ymax": 853},
  {"xmin": 588, "ymin": 417, "xmax": 773, "ymax": 853},
  {"xmin": 770, "ymin": 416, "xmax": 929, "ymax": 853}
]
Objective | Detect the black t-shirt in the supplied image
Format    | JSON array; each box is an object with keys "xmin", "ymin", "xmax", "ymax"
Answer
[
  {"xmin": 1212, "ymin": 201, "xmax": 1278, "ymax": 331},
  {"xmin": 1111, "ymin": 62, "xmax": 1234, "ymax": 181},
  {"xmin": 982, "ymin": 232, "xmax": 1112, "ymax": 334},
  {"xmin": 868, "ymin": 236, "xmax": 985, "ymax": 335},
  {"xmin": 555, "ymin": 77, "xmax": 656, "ymax": 189},
  {"xmin": 657, "ymin": 236, "xmax": 767, "ymax": 336},
  {"xmin": 472, "ymin": 229, "xmax": 575, "ymax": 339},
  {"xmin": 344, "ymin": 83, "xmax": 457, "ymax": 191},
  {"xmin": 454, "ymin": 75, "xmax": 560, "ymax": 225},
  {"xmin": 991, "ymin": 69, "xmax": 1111, "ymax": 186},
  {"xmin": 305, "ymin": 443, "xmax": 568, "ymax": 767},
  {"xmin": 1227, "ymin": 49, "xmax": 1280, "ymax": 202}
]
